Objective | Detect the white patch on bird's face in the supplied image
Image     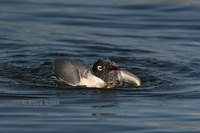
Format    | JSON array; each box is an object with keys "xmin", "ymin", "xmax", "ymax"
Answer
[{"xmin": 97, "ymin": 66, "xmax": 103, "ymax": 71}]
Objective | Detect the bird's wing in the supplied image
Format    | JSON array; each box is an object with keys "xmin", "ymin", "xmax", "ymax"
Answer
[{"xmin": 54, "ymin": 59, "xmax": 88, "ymax": 85}]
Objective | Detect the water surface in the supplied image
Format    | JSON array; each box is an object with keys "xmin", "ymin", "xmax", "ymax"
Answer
[{"xmin": 1, "ymin": 0, "xmax": 200, "ymax": 132}]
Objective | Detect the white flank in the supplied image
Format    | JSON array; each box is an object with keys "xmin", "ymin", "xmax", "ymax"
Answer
[{"xmin": 78, "ymin": 74, "xmax": 106, "ymax": 88}]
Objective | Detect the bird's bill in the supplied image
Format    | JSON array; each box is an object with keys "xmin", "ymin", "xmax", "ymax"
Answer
[{"xmin": 110, "ymin": 66, "xmax": 122, "ymax": 71}]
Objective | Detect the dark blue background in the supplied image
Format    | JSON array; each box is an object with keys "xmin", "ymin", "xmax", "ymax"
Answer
[{"xmin": 0, "ymin": 0, "xmax": 200, "ymax": 132}]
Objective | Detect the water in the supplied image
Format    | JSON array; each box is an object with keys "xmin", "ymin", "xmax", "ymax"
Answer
[{"xmin": 0, "ymin": 0, "xmax": 200, "ymax": 132}]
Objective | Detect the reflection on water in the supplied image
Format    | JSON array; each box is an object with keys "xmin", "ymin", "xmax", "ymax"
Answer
[{"xmin": 159, "ymin": 121, "xmax": 200, "ymax": 130}]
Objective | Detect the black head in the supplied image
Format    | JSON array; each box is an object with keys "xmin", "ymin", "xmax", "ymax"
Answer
[{"xmin": 92, "ymin": 59, "xmax": 121, "ymax": 79}]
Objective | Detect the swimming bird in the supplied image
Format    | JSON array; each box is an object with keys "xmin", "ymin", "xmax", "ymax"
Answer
[{"xmin": 52, "ymin": 59, "xmax": 141, "ymax": 88}]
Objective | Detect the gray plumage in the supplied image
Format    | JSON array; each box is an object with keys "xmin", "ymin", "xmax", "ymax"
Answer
[{"xmin": 54, "ymin": 59, "xmax": 88, "ymax": 85}]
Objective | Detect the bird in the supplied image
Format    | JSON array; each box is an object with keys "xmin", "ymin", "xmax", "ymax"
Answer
[{"xmin": 52, "ymin": 59, "xmax": 141, "ymax": 88}]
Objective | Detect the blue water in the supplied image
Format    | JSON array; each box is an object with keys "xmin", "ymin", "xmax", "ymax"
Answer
[{"xmin": 1, "ymin": 0, "xmax": 200, "ymax": 132}]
